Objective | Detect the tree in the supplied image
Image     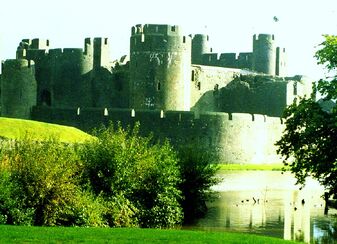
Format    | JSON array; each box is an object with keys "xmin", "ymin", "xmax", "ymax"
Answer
[
  {"xmin": 177, "ymin": 147, "xmax": 220, "ymax": 223},
  {"xmin": 80, "ymin": 123, "xmax": 183, "ymax": 228},
  {"xmin": 276, "ymin": 35, "xmax": 337, "ymax": 198}
]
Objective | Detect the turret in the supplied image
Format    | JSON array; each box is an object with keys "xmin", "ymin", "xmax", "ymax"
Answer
[
  {"xmin": 50, "ymin": 47, "xmax": 93, "ymax": 107},
  {"xmin": 93, "ymin": 37, "xmax": 110, "ymax": 70},
  {"xmin": 192, "ymin": 34, "xmax": 211, "ymax": 65},
  {"xmin": 1, "ymin": 59, "xmax": 37, "ymax": 119},
  {"xmin": 276, "ymin": 47, "xmax": 287, "ymax": 77},
  {"xmin": 129, "ymin": 24, "xmax": 192, "ymax": 111},
  {"xmin": 252, "ymin": 34, "xmax": 276, "ymax": 75}
]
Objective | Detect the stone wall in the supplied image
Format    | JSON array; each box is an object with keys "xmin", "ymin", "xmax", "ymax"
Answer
[{"xmin": 31, "ymin": 106, "xmax": 284, "ymax": 164}]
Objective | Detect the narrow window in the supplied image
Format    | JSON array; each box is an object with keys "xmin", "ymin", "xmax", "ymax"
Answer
[
  {"xmin": 293, "ymin": 82, "xmax": 297, "ymax": 96},
  {"xmin": 157, "ymin": 82, "xmax": 161, "ymax": 91},
  {"xmin": 191, "ymin": 70, "xmax": 195, "ymax": 81},
  {"xmin": 197, "ymin": 82, "xmax": 201, "ymax": 90},
  {"xmin": 183, "ymin": 36, "xmax": 186, "ymax": 43}
]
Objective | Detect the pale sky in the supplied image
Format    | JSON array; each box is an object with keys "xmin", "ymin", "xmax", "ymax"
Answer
[{"xmin": 1, "ymin": 0, "xmax": 337, "ymax": 79}]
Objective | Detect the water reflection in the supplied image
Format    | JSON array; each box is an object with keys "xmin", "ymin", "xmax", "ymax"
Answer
[{"xmin": 191, "ymin": 171, "xmax": 337, "ymax": 243}]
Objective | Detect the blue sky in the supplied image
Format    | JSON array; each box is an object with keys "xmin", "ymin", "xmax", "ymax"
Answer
[{"xmin": 1, "ymin": 0, "xmax": 337, "ymax": 79}]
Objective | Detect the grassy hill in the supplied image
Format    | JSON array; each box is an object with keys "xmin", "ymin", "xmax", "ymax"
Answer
[{"xmin": 0, "ymin": 117, "xmax": 93, "ymax": 143}]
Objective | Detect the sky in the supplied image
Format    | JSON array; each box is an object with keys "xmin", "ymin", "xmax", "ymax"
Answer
[{"xmin": 1, "ymin": 0, "xmax": 337, "ymax": 79}]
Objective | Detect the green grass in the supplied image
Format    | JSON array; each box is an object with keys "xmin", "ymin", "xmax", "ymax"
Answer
[
  {"xmin": 0, "ymin": 117, "xmax": 93, "ymax": 143},
  {"xmin": 0, "ymin": 225, "xmax": 297, "ymax": 243},
  {"xmin": 216, "ymin": 163, "xmax": 287, "ymax": 171}
]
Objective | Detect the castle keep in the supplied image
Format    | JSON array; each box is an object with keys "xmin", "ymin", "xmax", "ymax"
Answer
[{"xmin": 0, "ymin": 24, "xmax": 313, "ymax": 164}]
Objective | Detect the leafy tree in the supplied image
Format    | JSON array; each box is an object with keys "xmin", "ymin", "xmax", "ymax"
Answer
[
  {"xmin": 0, "ymin": 138, "xmax": 105, "ymax": 227},
  {"xmin": 276, "ymin": 35, "xmax": 337, "ymax": 198},
  {"xmin": 80, "ymin": 123, "xmax": 183, "ymax": 228},
  {"xmin": 178, "ymin": 147, "xmax": 220, "ymax": 223}
]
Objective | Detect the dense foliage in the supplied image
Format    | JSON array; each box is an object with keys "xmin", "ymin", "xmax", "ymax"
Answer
[
  {"xmin": 0, "ymin": 123, "xmax": 218, "ymax": 227},
  {"xmin": 276, "ymin": 35, "xmax": 337, "ymax": 197},
  {"xmin": 80, "ymin": 124, "xmax": 183, "ymax": 228},
  {"xmin": 178, "ymin": 148, "xmax": 220, "ymax": 223},
  {"xmin": 0, "ymin": 138, "xmax": 102, "ymax": 226}
]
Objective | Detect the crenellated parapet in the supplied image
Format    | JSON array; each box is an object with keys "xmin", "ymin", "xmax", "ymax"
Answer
[
  {"xmin": 191, "ymin": 33, "xmax": 286, "ymax": 76},
  {"xmin": 200, "ymin": 52, "xmax": 253, "ymax": 70}
]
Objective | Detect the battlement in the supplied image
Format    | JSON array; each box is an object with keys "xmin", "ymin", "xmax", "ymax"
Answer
[
  {"xmin": 2, "ymin": 59, "xmax": 35, "ymax": 70},
  {"xmin": 253, "ymin": 33, "xmax": 275, "ymax": 41},
  {"xmin": 31, "ymin": 38, "xmax": 50, "ymax": 49},
  {"xmin": 32, "ymin": 106, "xmax": 284, "ymax": 125},
  {"xmin": 131, "ymin": 24, "xmax": 182, "ymax": 36},
  {"xmin": 84, "ymin": 38, "xmax": 93, "ymax": 55},
  {"xmin": 201, "ymin": 52, "xmax": 253, "ymax": 69},
  {"xmin": 93, "ymin": 37, "xmax": 110, "ymax": 68},
  {"xmin": 192, "ymin": 34, "xmax": 209, "ymax": 42},
  {"xmin": 18, "ymin": 38, "xmax": 50, "ymax": 50},
  {"xmin": 130, "ymin": 25, "xmax": 190, "ymax": 50}
]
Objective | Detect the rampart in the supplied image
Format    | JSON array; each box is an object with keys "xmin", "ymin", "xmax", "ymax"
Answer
[
  {"xmin": 31, "ymin": 106, "xmax": 284, "ymax": 164},
  {"xmin": 201, "ymin": 52, "xmax": 253, "ymax": 70},
  {"xmin": 193, "ymin": 33, "xmax": 286, "ymax": 77}
]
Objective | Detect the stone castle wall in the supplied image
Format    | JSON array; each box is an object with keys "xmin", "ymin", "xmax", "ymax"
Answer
[{"xmin": 31, "ymin": 107, "xmax": 284, "ymax": 164}]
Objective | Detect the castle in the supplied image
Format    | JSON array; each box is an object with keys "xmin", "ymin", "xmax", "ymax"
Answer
[{"xmin": 0, "ymin": 24, "xmax": 313, "ymax": 164}]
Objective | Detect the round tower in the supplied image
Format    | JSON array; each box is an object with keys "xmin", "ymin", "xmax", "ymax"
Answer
[
  {"xmin": 252, "ymin": 34, "xmax": 276, "ymax": 76},
  {"xmin": 1, "ymin": 59, "xmax": 37, "ymax": 119},
  {"xmin": 129, "ymin": 24, "xmax": 192, "ymax": 111},
  {"xmin": 50, "ymin": 47, "xmax": 94, "ymax": 108},
  {"xmin": 191, "ymin": 34, "xmax": 211, "ymax": 65}
]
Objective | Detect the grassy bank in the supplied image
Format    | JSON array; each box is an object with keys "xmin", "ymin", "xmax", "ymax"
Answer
[
  {"xmin": 217, "ymin": 163, "xmax": 287, "ymax": 171},
  {"xmin": 0, "ymin": 117, "xmax": 93, "ymax": 143},
  {"xmin": 0, "ymin": 225, "xmax": 296, "ymax": 243}
]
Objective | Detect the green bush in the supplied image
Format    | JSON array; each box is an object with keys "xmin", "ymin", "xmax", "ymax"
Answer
[
  {"xmin": 178, "ymin": 147, "xmax": 220, "ymax": 223},
  {"xmin": 0, "ymin": 124, "xmax": 220, "ymax": 228},
  {"xmin": 80, "ymin": 123, "xmax": 183, "ymax": 228},
  {"xmin": 0, "ymin": 170, "xmax": 35, "ymax": 225},
  {"xmin": 0, "ymin": 137, "xmax": 105, "ymax": 227}
]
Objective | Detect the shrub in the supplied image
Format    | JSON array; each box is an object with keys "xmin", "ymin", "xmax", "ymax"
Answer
[
  {"xmin": 178, "ymin": 147, "xmax": 220, "ymax": 223},
  {"xmin": 0, "ymin": 137, "xmax": 104, "ymax": 227},
  {"xmin": 80, "ymin": 123, "xmax": 183, "ymax": 228}
]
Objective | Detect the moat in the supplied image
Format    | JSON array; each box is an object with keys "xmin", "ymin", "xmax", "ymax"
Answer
[{"xmin": 188, "ymin": 171, "xmax": 337, "ymax": 243}]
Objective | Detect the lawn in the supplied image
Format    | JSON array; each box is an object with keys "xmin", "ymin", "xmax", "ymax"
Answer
[
  {"xmin": 0, "ymin": 225, "xmax": 297, "ymax": 243},
  {"xmin": 217, "ymin": 163, "xmax": 287, "ymax": 171},
  {"xmin": 0, "ymin": 117, "xmax": 93, "ymax": 143}
]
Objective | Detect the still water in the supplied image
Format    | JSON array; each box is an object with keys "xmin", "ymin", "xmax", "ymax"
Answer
[{"xmin": 191, "ymin": 171, "xmax": 337, "ymax": 243}]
